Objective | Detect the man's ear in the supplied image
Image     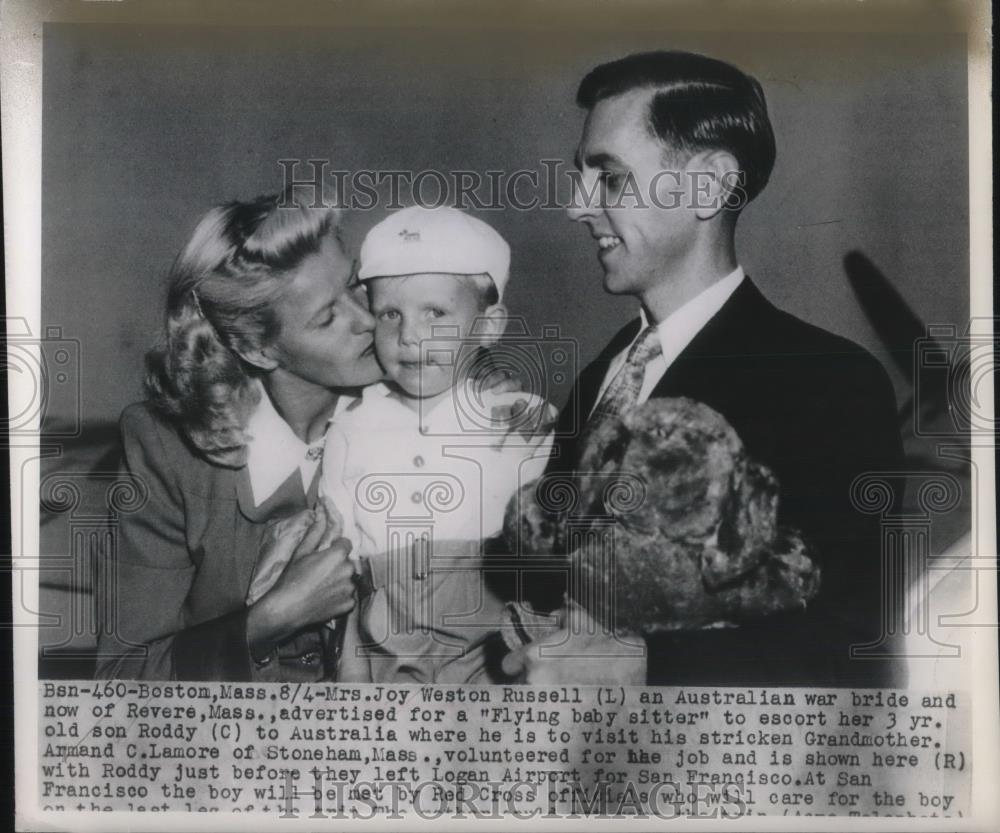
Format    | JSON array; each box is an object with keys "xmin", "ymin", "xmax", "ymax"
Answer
[
  {"xmin": 236, "ymin": 345, "xmax": 280, "ymax": 372},
  {"xmin": 686, "ymin": 150, "xmax": 742, "ymax": 221},
  {"xmin": 475, "ymin": 304, "xmax": 508, "ymax": 346}
]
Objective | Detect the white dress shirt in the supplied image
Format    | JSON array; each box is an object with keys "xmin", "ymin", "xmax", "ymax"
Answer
[
  {"xmin": 244, "ymin": 382, "xmax": 355, "ymax": 507},
  {"xmin": 591, "ymin": 267, "xmax": 745, "ymax": 415}
]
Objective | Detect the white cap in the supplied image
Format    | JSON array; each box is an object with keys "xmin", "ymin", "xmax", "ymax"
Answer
[{"xmin": 359, "ymin": 206, "xmax": 511, "ymax": 301}]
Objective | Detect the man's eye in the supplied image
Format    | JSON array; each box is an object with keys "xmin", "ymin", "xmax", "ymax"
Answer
[
  {"xmin": 601, "ymin": 171, "xmax": 624, "ymax": 190},
  {"xmin": 378, "ymin": 310, "xmax": 399, "ymax": 321},
  {"xmin": 428, "ymin": 308, "xmax": 447, "ymax": 318}
]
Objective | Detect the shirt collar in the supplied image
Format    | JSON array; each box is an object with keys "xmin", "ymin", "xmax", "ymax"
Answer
[
  {"xmin": 640, "ymin": 266, "xmax": 745, "ymax": 362},
  {"xmin": 244, "ymin": 382, "xmax": 352, "ymax": 507},
  {"xmin": 354, "ymin": 379, "xmax": 485, "ymax": 432}
]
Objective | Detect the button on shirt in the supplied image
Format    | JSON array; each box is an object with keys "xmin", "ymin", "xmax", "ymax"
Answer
[
  {"xmin": 591, "ymin": 267, "xmax": 745, "ymax": 416},
  {"xmin": 321, "ymin": 381, "xmax": 555, "ymax": 557}
]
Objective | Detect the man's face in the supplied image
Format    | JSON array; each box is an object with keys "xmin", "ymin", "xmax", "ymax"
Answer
[
  {"xmin": 268, "ymin": 235, "xmax": 382, "ymax": 389},
  {"xmin": 369, "ymin": 272, "xmax": 489, "ymax": 400},
  {"xmin": 567, "ymin": 89, "xmax": 698, "ymax": 298}
]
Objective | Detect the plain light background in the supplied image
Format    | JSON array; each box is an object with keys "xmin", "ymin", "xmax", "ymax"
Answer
[{"xmin": 41, "ymin": 22, "xmax": 969, "ymax": 423}]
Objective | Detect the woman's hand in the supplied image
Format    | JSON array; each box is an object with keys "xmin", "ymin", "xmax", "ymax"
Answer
[
  {"xmin": 246, "ymin": 500, "xmax": 357, "ymax": 660},
  {"xmin": 245, "ymin": 496, "xmax": 346, "ymax": 605}
]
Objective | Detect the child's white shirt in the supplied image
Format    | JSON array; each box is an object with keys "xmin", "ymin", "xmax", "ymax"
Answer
[{"xmin": 320, "ymin": 380, "xmax": 555, "ymax": 557}]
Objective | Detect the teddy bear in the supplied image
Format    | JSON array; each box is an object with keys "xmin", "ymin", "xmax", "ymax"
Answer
[{"xmin": 503, "ymin": 397, "xmax": 821, "ymax": 635}]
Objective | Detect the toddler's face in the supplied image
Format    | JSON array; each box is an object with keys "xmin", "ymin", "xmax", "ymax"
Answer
[{"xmin": 368, "ymin": 273, "xmax": 491, "ymax": 400}]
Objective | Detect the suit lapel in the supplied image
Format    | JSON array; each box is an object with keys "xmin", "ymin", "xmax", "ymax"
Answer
[
  {"xmin": 553, "ymin": 279, "xmax": 770, "ymax": 473},
  {"xmin": 650, "ymin": 277, "xmax": 768, "ymax": 399}
]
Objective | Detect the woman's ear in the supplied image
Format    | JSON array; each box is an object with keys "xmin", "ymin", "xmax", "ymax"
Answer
[
  {"xmin": 236, "ymin": 345, "xmax": 280, "ymax": 372},
  {"xmin": 476, "ymin": 304, "xmax": 508, "ymax": 346},
  {"xmin": 686, "ymin": 150, "xmax": 742, "ymax": 221}
]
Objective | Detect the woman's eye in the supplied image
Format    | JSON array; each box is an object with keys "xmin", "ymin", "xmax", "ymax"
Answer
[
  {"xmin": 428, "ymin": 308, "xmax": 446, "ymax": 318},
  {"xmin": 378, "ymin": 310, "xmax": 399, "ymax": 321}
]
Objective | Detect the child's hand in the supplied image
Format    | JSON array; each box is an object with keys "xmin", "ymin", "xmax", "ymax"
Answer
[
  {"xmin": 500, "ymin": 602, "xmax": 647, "ymax": 685},
  {"xmin": 474, "ymin": 365, "xmax": 524, "ymax": 396},
  {"xmin": 490, "ymin": 399, "xmax": 558, "ymax": 450}
]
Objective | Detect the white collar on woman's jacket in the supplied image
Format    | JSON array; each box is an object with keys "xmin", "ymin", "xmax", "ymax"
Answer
[{"xmin": 244, "ymin": 382, "xmax": 356, "ymax": 507}]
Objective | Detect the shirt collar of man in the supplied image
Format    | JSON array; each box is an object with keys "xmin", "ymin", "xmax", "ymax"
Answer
[
  {"xmin": 244, "ymin": 381, "xmax": 353, "ymax": 507},
  {"xmin": 592, "ymin": 266, "xmax": 746, "ymax": 414},
  {"xmin": 640, "ymin": 266, "xmax": 745, "ymax": 368}
]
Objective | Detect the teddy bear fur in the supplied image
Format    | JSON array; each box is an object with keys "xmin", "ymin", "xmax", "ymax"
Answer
[{"xmin": 503, "ymin": 397, "xmax": 821, "ymax": 633}]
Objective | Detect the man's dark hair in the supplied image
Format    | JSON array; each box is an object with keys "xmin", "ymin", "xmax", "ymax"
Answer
[{"xmin": 577, "ymin": 50, "xmax": 776, "ymax": 204}]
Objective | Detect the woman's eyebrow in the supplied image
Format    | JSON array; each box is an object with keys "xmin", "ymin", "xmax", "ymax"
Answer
[{"xmin": 347, "ymin": 258, "xmax": 361, "ymax": 286}]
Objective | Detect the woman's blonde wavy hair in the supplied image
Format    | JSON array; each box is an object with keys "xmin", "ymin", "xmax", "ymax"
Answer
[{"xmin": 145, "ymin": 192, "xmax": 341, "ymax": 466}]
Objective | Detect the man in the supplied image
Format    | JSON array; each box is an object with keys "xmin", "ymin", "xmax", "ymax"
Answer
[{"xmin": 504, "ymin": 50, "xmax": 903, "ymax": 687}]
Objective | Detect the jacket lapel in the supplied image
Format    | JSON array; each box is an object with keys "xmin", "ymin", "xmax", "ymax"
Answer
[
  {"xmin": 552, "ymin": 279, "xmax": 769, "ymax": 473},
  {"xmin": 233, "ymin": 467, "xmax": 311, "ymax": 592},
  {"xmin": 650, "ymin": 277, "xmax": 767, "ymax": 399}
]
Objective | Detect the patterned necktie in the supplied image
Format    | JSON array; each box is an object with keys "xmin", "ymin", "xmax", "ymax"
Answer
[
  {"xmin": 594, "ymin": 325, "xmax": 662, "ymax": 418},
  {"xmin": 575, "ymin": 325, "xmax": 662, "ymax": 469}
]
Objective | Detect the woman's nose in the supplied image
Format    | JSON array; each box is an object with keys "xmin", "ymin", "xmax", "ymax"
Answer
[{"xmin": 347, "ymin": 293, "xmax": 375, "ymax": 333}]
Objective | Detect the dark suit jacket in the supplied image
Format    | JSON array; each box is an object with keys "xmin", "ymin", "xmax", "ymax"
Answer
[
  {"xmin": 94, "ymin": 402, "xmax": 331, "ymax": 681},
  {"xmin": 543, "ymin": 279, "xmax": 904, "ymax": 687}
]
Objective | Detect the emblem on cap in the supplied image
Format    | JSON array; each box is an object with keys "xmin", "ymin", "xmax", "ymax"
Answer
[{"xmin": 358, "ymin": 206, "xmax": 511, "ymax": 297}]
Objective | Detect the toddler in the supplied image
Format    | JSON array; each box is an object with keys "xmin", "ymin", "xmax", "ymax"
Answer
[{"xmin": 325, "ymin": 205, "xmax": 554, "ymax": 684}]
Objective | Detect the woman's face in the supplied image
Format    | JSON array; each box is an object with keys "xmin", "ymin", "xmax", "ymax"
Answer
[{"xmin": 267, "ymin": 235, "xmax": 382, "ymax": 389}]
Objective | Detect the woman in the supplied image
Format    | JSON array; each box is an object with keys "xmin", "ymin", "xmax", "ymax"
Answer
[{"xmin": 96, "ymin": 193, "xmax": 382, "ymax": 681}]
